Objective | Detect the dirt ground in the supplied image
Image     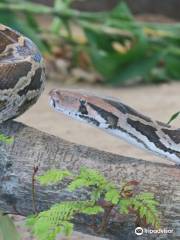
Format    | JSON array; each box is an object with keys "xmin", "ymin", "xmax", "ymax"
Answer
[{"xmin": 18, "ymin": 81, "xmax": 180, "ymax": 165}]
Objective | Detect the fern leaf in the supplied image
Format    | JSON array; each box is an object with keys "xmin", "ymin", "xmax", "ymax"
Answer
[
  {"xmin": 91, "ymin": 189, "xmax": 102, "ymax": 201},
  {"xmin": 37, "ymin": 169, "xmax": 71, "ymax": 185},
  {"xmin": 68, "ymin": 167, "xmax": 108, "ymax": 192},
  {"xmin": 105, "ymin": 188, "xmax": 120, "ymax": 205},
  {"xmin": 118, "ymin": 199, "xmax": 132, "ymax": 214},
  {"xmin": 133, "ymin": 193, "xmax": 160, "ymax": 228},
  {"xmin": 78, "ymin": 167, "xmax": 107, "ymax": 186},
  {"xmin": 0, "ymin": 133, "xmax": 14, "ymax": 144},
  {"xmin": 81, "ymin": 206, "xmax": 104, "ymax": 215},
  {"xmin": 27, "ymin": 200, "xmax": 96, "ymax": 240},
  {"xmin": 68, "ymin": 178, "xmax": 90, "ymax": 191}
]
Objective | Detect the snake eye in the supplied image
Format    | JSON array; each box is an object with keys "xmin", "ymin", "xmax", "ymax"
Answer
[
  {"xmin": 79, "ymin": 99, "xmax": 86, "ymax": 105},
  {"xmin": 79, "ymin": 99, "xmax": 88, "ymax": 115}
]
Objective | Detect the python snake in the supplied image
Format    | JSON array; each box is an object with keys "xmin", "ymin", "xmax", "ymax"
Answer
[
  {"xmin": 0, "ymin": 24, "xmax": 45, "ymax": 123},
  {"xmin": 49, "ymin": 89, "xmax": 180, "ymax": 165},
  {"xmin": 0, "ymin": 24, "xmax": 180, "ymax": 165}
]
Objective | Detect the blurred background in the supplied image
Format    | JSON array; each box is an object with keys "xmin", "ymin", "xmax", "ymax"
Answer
[
  {"xmin": 1, "ymin": 0, "xmax": 180, "ymax": 85},
  {"xmin": 1, "ymin": 1, "xmax": 179, "ymax": 239}
]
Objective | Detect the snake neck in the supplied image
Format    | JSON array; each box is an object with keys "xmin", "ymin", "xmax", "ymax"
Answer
[
  {"xmin": 88, "ymin": 99, "xmax": 180, "ymax": 164},
  {"xmin": 108, "ymin": 117, "xmax": 180, "ymax": 164}
]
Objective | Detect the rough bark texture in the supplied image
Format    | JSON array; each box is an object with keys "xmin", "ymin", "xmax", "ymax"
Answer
[{"xmin": 0, "ymin": 120, "xmax": 180, "ymax": 240}]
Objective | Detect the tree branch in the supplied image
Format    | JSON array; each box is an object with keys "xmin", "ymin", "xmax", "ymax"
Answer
[{"xmin": 0, "ymin": 120, "xmax": 179, "ymax": 239}]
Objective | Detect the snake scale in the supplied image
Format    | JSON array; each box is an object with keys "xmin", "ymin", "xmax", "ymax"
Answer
[{"xmin": 0, "ymin": 24, "xmax": 180, "ymax": 165}]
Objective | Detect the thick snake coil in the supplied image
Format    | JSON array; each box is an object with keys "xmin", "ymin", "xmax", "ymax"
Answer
[{"xmin": 0, "ymin": 24, "xmax": 45, "ymax": 123}]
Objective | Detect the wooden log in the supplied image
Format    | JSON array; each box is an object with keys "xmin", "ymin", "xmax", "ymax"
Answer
[{"xmin": 0, "ymin": 120, "xmax": 179, "ymax": 240}]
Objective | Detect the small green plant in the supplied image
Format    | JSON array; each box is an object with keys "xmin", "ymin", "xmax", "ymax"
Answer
[
  {"xmin": 27, "ymin": 167, "xmax": 160, "ymax": 240},
  {"xmin": 0, "ymin": 133, "xmax": 14, "ymax": 144},
  {"xmin": 167, "ymin": 111, "xmax": 180, "ymax": 125}
]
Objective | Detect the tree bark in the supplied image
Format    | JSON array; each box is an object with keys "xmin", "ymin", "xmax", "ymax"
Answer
[{"xmin": 0, "ymin": 120, "xmax": 179, "ymax": 240}]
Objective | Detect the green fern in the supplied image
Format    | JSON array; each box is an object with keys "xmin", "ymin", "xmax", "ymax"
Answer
[
  {"xmin": 133, "ymin": 192, "xmax": 160, "ymax": 228},
  {"xmin": 104, "ymin": 188, "xmax": 120, "ymax": 205},
  {"xmin": 118, "ymin": 192, "xmax": 160, "ymax": 228},
  {"xmin": 118, "ymin": 198, "xmax": 132, "ymax": 214},
  {"xmin": 68, "ymin": 167, "xmax": 115, "ymax": 202},
  {"xmin": 27, "ymin": 201, "xmax": 104, "ymax": 240},
  {"xmin": 68, "ymin": 167, "xmax": 107, "ymax": 191},
  {"xmin": 28, "ymin": 167, "xmax": 160, "ymax": 239},
  {"xmin": 37, "ymin": 169, "xmax": 72, "ymax": 185}
]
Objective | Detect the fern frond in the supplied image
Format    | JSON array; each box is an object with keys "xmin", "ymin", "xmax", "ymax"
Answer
[
  {"xmin": 27, "ymin": 200, "xmax": 101, "ymax": 240},
  {"xmin": 132, "ymin": 193, "xmax": 160, "ymax": 228},
  {"xmin": 28, "ymin": 166, "xmax": 160, "ymax": 239},
  {"xmin": 105, "ymin": 188, "xmax": 120, "ymax": 205},
  {"xmin": 68, "ymin": 167, "xmax": 107, "ymax": 192},
  {"xmin": 68, "ymin": 178, "xmax": 90, "ymax": 191},
  {"xmin": 118, "ymin": 192, "xmax": 160, "ymax": 228},
  {"xmin": 37, "ymin": 169, "xmax": 72, "ymax": 185},
  {"xmin": 118, "ymin": 198, "xmax": 132, "ymax": 214},
  {"xmin": 81, "ymin": 206, "xmax": 104, "ymax": 215}
]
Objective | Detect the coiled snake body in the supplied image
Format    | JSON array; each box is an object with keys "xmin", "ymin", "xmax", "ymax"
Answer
[
  {"xmin": 1, "ymin": 24, "xmax": 180, "ymax": 165},
  {"xmin": 0, "ymin": 24, "xmax": 45, "ymax": 123}
]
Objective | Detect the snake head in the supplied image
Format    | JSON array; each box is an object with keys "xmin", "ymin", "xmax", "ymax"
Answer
[{"xmin": 48, "ymin": 89, "xmax": 118, "ymax": 128}]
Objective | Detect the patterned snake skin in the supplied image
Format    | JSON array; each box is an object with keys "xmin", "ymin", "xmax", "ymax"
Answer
[
  {"xmin": 49, "ymin": 89, "xmax": 180, "ymax": 165},
  {"xmin": 0, "ymin": 24, "xmax": 45, "ymax": 123}
]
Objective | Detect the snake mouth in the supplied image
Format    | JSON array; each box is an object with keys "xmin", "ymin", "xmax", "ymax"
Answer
[{"xmin": 49, "ymin": 97, "xmax": 58, "ymax": 110}]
